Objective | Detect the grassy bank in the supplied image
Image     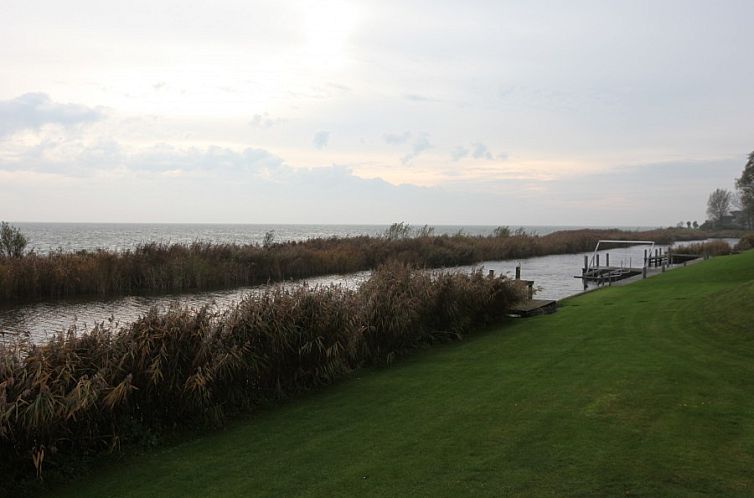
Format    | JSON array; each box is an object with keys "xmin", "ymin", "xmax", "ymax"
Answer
[
  {"xmin": 42, "ymin": 249, "xmax": 754, "ymax": 497},
  {"xmin": 0, "ymin": 227, "xmax": 724, "ymax": 302}
]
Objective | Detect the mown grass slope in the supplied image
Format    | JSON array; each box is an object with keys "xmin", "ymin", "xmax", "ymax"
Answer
[{"xmin": 49, "ymin": 251, "xmax": 754, "ymax": 497}]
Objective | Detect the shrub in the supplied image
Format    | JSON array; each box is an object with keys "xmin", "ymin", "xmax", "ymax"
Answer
[
  {"xmin": 0, "ymin": 221, "xmax": 27, "ymax": 258},
  {"xmin": 735, "ymin": 234, "xmax": 754, "ymax": 251}
]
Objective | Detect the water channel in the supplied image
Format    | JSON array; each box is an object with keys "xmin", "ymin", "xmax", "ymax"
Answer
[{"xmin": 0, "ymin": 240, "xmax": 736, "ymax": 344}]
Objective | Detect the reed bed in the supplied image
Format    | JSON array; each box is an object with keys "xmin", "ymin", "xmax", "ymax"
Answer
[
  {"xmin": 0, "ymin": 228, "xmax": 715, "ymax": 303},
  {"xmin": 672, "ymin": 240, "xmax": 733, "ymax": 257},
  {"xmin": 0, "ymin": 263, "xmax": 524, "ymax": 488}
]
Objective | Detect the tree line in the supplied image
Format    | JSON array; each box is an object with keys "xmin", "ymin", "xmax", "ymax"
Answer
[{"xmin": 705, "ymin": 151, "xmax": 754, "ymax": 229}]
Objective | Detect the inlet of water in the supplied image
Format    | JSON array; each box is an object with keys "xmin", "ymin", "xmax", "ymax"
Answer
[{"xmin": 0, "ymin": 239, "xmax": 735, "ymax": 343}]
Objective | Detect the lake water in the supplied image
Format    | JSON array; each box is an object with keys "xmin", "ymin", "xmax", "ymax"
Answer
[
  {"xmin": 2, "ymin": 223, "xmax": 725, "ymax": 344},
  {"xmin": 12, "ymin": 222, "xmax": 658, "ymax": 254}
]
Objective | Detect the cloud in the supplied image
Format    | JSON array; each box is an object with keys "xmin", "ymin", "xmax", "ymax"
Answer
[
  {"xmin": 0, "ymin": 138, "xmax": 285, "ymax": 179},
  {"xmin": 0, "ymin": 93, "xmax": 104, "ymax": 137},
  {"xmin": 313, "ymin": 130, "xmax": 330, "ymax": 149},
  {"xmin": 125, "ymin": 145, "xmax": 285, "ymax": 176},
  {"xmin": 471, "ymin": 143, "xmax": 493, "ymax": 160},
  {"xmin": 451, "ymin": 146, "xmax": 469, "ymax": 161},
  {"xmin": 451, "ymin": 143, "xmax": 496, "ymax": 161},
  {"xmin": 404, "ymin": 94, "xmax": 441, "ymax": 103},
  {"xmin": 250, "ymin": 113, "xmax": 283, "ymax": 129},
  {"xmin": 402, "ymin": 134, "xmax": 432, "ymax": 164},
  {"xmin": 383, "ymin": 131, "xmax": 411, "ymax": 145}
]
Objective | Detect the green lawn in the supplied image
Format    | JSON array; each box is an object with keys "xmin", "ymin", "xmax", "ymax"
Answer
[{"xmin": 49, "ymin": 251, "xmax": 754, "ymax": 497}]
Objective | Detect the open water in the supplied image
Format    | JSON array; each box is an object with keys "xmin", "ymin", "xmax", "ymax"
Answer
[{"xmin": 12, "ymin": 222, "xmax": 657, "ymax": 254}]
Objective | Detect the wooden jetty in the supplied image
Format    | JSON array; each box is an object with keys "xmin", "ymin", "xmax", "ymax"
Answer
[
  {"xmin": 508, "ymin": 299, "xmax": 558, "ymax": 317},
  {"xmin": 576, "ymin": 239, "xmax": 703, "ymax": 288},
  {"xmin": 490, "ymin": 267, "xmax": 558, "ymax": 318},
  {"xmin": 580, "ymin": 266, "xmax": 642, "ymax": 284}
]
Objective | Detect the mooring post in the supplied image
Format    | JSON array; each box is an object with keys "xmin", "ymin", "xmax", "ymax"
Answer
[
  {"xmin": 527, "ymin": 281, "xmax": 534, "ymax": 300},
  {"xmin": 668, "ymin": 248, "xmax": 672, "ymax": 266},
  {"xmin": 583, "ymin": 255, "xmax": 588, "ymax": 275},
  {"xmin": 515, "ymin": 265, "xmax": 521, "ymax": 280},
  {"xmin": 596, "ymin": 254, "xmax": 600, "ymax": 267},
  {"xmin": 644, "ymin": 249, "xmax": 647, "ymax": 267},
  {"xmin": 488, "ymin": 269, "xmax": 495, "ymax": 278},
  {"xmin": 606, "ymin": 253, "xmax": 610, "ymax": 267}
]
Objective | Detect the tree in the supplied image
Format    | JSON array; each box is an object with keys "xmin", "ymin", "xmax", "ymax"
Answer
[
  {"xmin": 706, "ymin": 188, "xmax": 732, "ymax": 226},
  {"xmin": 692, "ymin": 220, "xmax": 699, "ymax": 229},
  {"xmin": 686, "ymin": 221, "xmax": 691, "ymax": 229},
  {"xmin": 735, "ymin": 150, "xmax": 754, "ymax": 229},
  {"xmin": 0, "ymin": 221, "xmax": 28, "ymax": 258}
]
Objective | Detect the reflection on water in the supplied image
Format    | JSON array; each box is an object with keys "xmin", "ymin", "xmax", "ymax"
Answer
[{"xmin": 0, "ymin": 239, "xmax": 735, "ymax": 343}]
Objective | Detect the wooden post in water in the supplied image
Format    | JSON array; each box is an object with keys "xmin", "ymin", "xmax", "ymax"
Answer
[
  {"xmin": 583, "ymin": 255, "xmax": 588, "ymax": 290},
  {"xmin": 644, "ymin": 249, "xmax": 647, "ymax": 267},
  {"xmin": 527, "ymin": 281, "xmax": 534, "ymax": 300},
  {"xmin": 488, "ymin": 269, "xmax": 495, "ymax": 278},
  {"xmin": 596, "ymin": 254, "xmax": 600, "ymax": 268},
  {"xmin": 515, "ymin": 265, "xmax": 521, "ymax": 280},
  {"xmin": 606, "ymin": 253, "xmax": 610, "ymax": 267}
]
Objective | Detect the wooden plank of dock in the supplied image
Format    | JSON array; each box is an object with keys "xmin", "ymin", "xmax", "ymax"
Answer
[{"xmin": 508, "ymin": 299, "xmax": 557, "ymax": 317}]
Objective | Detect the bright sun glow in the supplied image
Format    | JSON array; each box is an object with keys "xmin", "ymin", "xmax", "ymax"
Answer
[{"xmin": 299, "ymin": 0, "xmax": 362, "ymax": 68}]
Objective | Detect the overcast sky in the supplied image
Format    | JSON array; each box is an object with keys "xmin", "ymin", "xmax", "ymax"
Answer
[{"xmin": 1, "ymin": 0, "xmax": 752, "ymax": 226}]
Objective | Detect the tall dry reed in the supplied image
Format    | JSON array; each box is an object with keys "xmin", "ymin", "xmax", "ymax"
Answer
[{"xmin": 0, "ymin": 263, "xmax": 523, "ymax": 490}]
